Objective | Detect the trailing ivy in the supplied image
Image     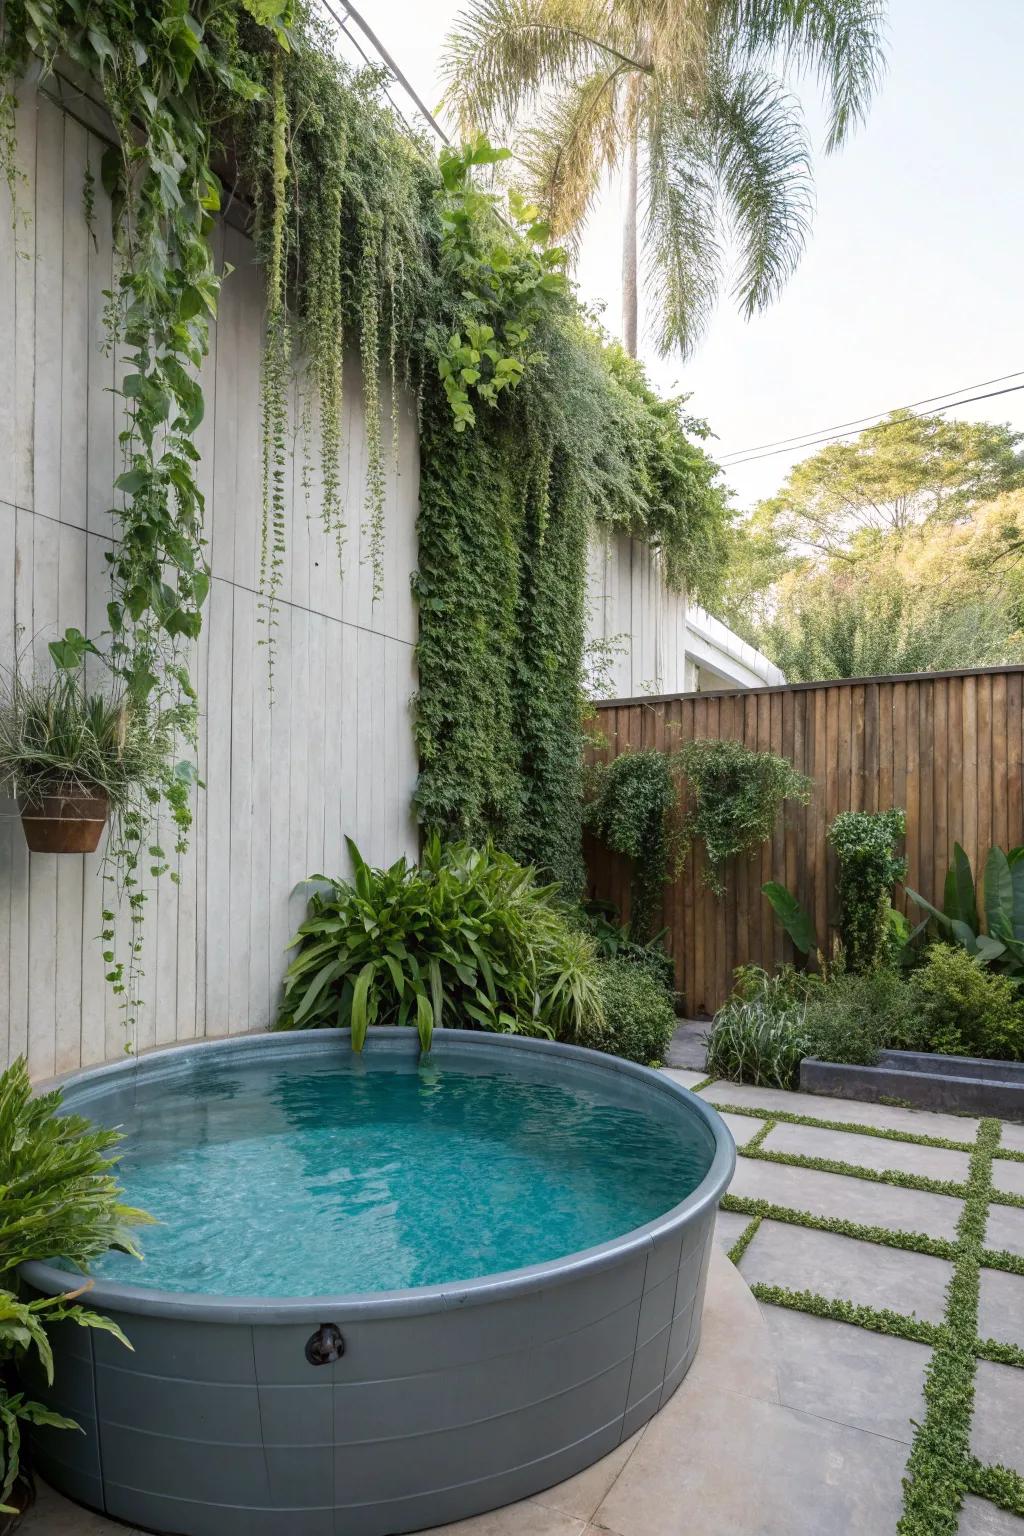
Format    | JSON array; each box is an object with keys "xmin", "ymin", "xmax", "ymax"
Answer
[
  {"xmin": 678, "ymin": 737, "xmax": 811, "ymax": 896},
  {"xmin": 583, "ymin": 748, "xmax": 681, "ymax": 936}
]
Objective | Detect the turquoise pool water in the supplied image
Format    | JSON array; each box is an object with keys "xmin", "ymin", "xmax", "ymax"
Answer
[{"xmin": 91, "ymin": 1052, "xmax": 714, "ymax": 1298}]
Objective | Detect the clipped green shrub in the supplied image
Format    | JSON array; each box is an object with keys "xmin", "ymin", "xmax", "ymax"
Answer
[
  {"xmin": 277, "ymin": 836, "xmax": 603, "ymax": 1049},
  {"xmin": 580, "ymin": 904, "xmax": 676, "ymax": 996},
  {"xmin": 703, "ymin": 965, "xmax": 817, "ymax": 1090},
  {"xmin": 827, "ymin": 808, "xmax": 907, "ymax": 972},
  {"xmin": 906, "ymin": 944, "xmax": 1024, "ymax": 1060},
  {"xmin": 804, "ymin": 966, "xmax": 918, "ymax": 1066},
  {"xmin": 576, "ymin": 959, "xmax": 677, "ymax": 1066}
]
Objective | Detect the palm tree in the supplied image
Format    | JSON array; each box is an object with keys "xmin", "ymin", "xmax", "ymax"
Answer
[{"xmin": 440, "ymin": 1, "xmax": 886, "ymax": 357}]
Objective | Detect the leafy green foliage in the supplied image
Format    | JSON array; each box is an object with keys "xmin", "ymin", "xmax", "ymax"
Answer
[
  {"xmin": 276, "ymin": 836, "xmax": 602, "ymax": 1048},
  {"xmin": 720, "ymin": 412, "xmax": 1024, "ymax": 681},
  {"xmin": 703, "ymin": 965, "xmax": 818, "ymax": 1090},
  {"xmin": 761, "ymin": 880, "xmax": 817, "ymax": 953},
  {"xmin": 908, "ymin": 843, "xmax": 1024, "ymax": 975},
  {"xmin": 678, "ymin": 737, "xmax": 810, "ymax": 896},
  {"xmin": 579, "ymin": 903, "xmax": 676, "ymax": 995},
  {"xmin": 906, "ymin": 946, "xmax": 1024, "ymax": 1061},
  {"xmin": 827, "ymin": 808, "xmax": 907, "ymax": 971},
  {"xmin": 802, "ymin": 965, "xmax": 918, "ymax": 1066},
  {"xmin": 575, "ymin": 958, "xmax": 676, "ymax": 1066},
  {"xmin": 0, "ymin": 1058, "xmax": 148, "ymax": 1508},
  {"xmin": 583, "ymin": 749, "xmax": 681, "ymax": 939}
]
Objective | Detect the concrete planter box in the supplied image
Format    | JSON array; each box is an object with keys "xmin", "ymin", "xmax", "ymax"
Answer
[{"xmin": 801, "ymin": 1050, "xmax": 1024, "ymax": 1120}]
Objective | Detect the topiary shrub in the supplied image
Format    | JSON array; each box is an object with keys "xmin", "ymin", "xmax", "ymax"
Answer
[
  {"xmin": 803, "ymin": 966, "xmax": 918, "ymax": 1066},
  {"xmin": 577, "ymin": 959, "xmax": 677, "ymax": 1066},
  {"xmin": 827, "ymin": 808, "xmax": 907, "ymax": 972},
  {"xmin": 703, "ymin": 965, "xmax": 818, "ymax": 1090},
  {"xmin": 905, "ymin": 945, "xmax": 1024, "ymax": 1060}
]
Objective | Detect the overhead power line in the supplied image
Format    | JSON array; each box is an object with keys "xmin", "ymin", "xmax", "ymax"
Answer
[
  {"xmin": 722, "ymin": 381, "xmax": 1024, "ymax": 469},
  {"xmin": 719, "ymin": 369, "xmax": 1024, "ymax": 462}
]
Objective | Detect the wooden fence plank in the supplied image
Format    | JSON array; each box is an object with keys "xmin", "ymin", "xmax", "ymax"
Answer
[{"xmin": 585, "ymin": 668, "xmax": 1024, "ymax": 1015}]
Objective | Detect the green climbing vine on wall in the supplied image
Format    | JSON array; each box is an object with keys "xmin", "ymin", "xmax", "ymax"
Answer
[{"xmin": 0, "ymin": 0, "xmax": 734, "ymax": 1022}]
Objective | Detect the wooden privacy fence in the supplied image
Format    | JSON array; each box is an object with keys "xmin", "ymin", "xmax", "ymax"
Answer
[{"xmin": 584, "ymin": 666, "xmax": 1024, "ymax": 1017}]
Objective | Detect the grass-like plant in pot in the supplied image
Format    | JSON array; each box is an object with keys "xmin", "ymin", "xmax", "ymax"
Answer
[{"xmin": 1, "ymin": 633, "xmax": 143, "ymax": 853}]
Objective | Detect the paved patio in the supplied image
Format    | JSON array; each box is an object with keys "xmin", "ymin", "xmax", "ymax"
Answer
[{"xmin": 21, "ymin": 1064, "xmax": 1024, "ymax": 1536}]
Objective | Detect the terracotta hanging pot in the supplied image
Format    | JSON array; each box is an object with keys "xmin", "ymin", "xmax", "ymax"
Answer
[{"xmin": 18, "ymin": 788, "xmax": 109, "ymax": 853}]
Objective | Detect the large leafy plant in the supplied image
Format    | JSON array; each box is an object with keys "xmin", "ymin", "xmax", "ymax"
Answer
[
  {"xmin": 907, "ymin": 843, "xmax": 1024, "ymax": 974},
  {"xmin": 0, "ymin": 1059, "xmax": 148, "ymax": 1513},
  {"xmin": 276, "ymin": 836, "xmax": 602, "ymax": 1048}
]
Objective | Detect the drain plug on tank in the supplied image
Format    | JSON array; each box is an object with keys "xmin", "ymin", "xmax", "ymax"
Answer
[{"xmin": 305, "ymin": 1322, "xmax": 345, "ymax": 1365}]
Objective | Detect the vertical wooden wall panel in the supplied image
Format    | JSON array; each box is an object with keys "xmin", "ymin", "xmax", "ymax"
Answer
[
  {"xmin": 586, "ymin": 668, "xmax": 1024, "ymax": 1016},
  {"xmin": 0, "ymin": 83, "xmax": 421, "ymax": 1074}
]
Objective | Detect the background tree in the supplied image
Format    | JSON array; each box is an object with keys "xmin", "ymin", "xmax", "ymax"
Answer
[
  {"xmin": 440, "ymin": 0, "xmax": 886, "ymax": 357},
  {"xmin": 720, "ymin": 419, "xmax": 1024, "ymax": 682},
  {"xmin": 745, "ymin": 409, "xmax": 1024, "ymax": 566}
]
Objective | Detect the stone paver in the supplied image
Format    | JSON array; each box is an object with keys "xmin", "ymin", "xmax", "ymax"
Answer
[
  {"xmin": 21, "ymin": 1481, "xmax": 145, "ymax": 1535},
  {"xmin": 664, "ymin": 1020, "xmax": 707, "ymax": 1071},
  {"xmin": 716, "ymin": 1111, "xmax": 763, "ymax": 1148},
  {"xmin": 959, "ymin": 1496, "xmax": 1024, "ymax": 1534},
  {"xmin": 702, "ymin": 1079, "xmax": 981, "ymax": 1141},
  {"xmin": 658, "ymin": 1066, "xmax": 708, "ymax": 1090},
  {"xmin": 759, "ymin": 1304, "xmax": 930, "ymax": 1443},
  {"xmin": 985, "ymin": 1201, "xmax": 1024, "ymax": 1257},
  {"xmin": 997, "ymin": 1123, "xmax": 1024, "ymax": 1153},
  {"xmin": 730, "ymin": 1150, "xmax": 963, "ymax": 1238},
  {"xmin": 713, "ymin": 1207, "xmax": 751, "ymax": 1254},
  {"xmin": 979, "ymin": 1268, "xmax": 1024, "ymax": 1348},
  {"xmin": 529, "ymin": 1433, "xmax": 641, "ymax": 1522},
  {"xmin": 970, "ymin": 1360, "xmax": 1024, "ymax": 1476},
  {"xmin": 738, "ymin": 1218, "xmax": 954, "ymax": 1324},
  {"xmin": 762, "ymin": 1118, "xmax": 971, "ymax": 1182},
  {"xmin": 992, "ymin": 1158, "xmax": 1024, "ymax": 1197},
  {"xmin": 593, "ymin": 1384, "xmax": 909, "ymax": 1536}
]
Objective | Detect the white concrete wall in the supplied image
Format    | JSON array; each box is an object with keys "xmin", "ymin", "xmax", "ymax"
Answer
[
  {"xmin": 0, "ymin": 85, "xmax": 420, "ymax": 1076},
  {"xmin": 585, "ymin": 529, "xmax": 784, "ymax": 699}
]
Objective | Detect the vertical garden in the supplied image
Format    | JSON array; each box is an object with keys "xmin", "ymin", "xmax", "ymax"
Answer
[{"xmin": 0, "ymin": 0, "xmax": 730, "ymax": 1018}]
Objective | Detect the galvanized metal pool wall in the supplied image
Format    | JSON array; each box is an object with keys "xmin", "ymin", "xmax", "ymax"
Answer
[{"xmin": 23, "ymin": 1031, "xmax": 735, "ymax": 1536}]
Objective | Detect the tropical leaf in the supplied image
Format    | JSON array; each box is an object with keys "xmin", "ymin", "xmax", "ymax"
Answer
[{"xmin": 761, "ymin": 881, "xmax": 816, "ymax": 954}]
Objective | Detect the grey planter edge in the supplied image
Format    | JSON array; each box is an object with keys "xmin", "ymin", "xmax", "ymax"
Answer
[{"xmin": 801, "ymin": 1050, "xmax": 1024, "ymax": 1120}]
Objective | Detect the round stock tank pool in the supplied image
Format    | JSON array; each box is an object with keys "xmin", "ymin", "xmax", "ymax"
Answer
[{"xmin": 22, "ymin": 1028, "xmax": 734, "ymax": 1536}]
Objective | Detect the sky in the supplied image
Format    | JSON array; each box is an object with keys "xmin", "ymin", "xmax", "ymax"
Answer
[{"xmin": 336, "ymin": 0, "xmax": 1024, "ymax": 513}]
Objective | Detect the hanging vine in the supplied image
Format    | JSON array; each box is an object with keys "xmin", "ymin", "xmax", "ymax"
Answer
[{"xmin": 257, "ymin": 51, "xmax": 291, "ymax": 683}]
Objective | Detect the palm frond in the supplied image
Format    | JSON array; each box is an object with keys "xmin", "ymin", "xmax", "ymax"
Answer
[
  {"xmin": 440, "ymin": 0, "xmax": 651, "ymax": 136},
  {"xmin": 720, "ymin": 0, "xmax": 887, "ymax": 151},
  {"xmin": 641, "ymin": 97, "xmax": 722, "ymax": 358},
  {"xmin": 708, "ymin": 64, "xmax": 814, "ymax": 318},
  {"xmin": 520, "ymin": 69, "xmax": 627, "ymax": 244}
]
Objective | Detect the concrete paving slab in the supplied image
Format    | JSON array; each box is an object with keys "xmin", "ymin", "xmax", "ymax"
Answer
[
  {"xmin": 759, "ymin": 1303, "xmax": 930, "ymax": 1443},
  {"xmin": 730, "ymin": 1151, "xmax": 963, "ymax": 1239},
  {"xmin": 762, "ymin": 1119, "xmax": 972, "ymax": 1182},
  {"xmin": 713, "ymin": 1208, "xmax": 751, "ymax": 1254},
  {"xmin": 425, "ymin": 1504, "xmax": 587, "ymax": 1536},
  {"xmin": 658, "ymin": 1067, "xmax": 708, "ymax": 1090},
  {"xmin": 998, "ymin": 1123, "xmax": 1024, "ymax": 1153},
  {"xmin": 979, "ymin": 1269, "xmax": 1024, "ymax": 1349},
  {"xmin": 664, "ymin": 1020, "xmax": 707, "ymax": 1071},
  {"xmin": 716, "ymin": 1111, "xmax": 764, "ymax": 1148},
  {"xmin": 21, "ymin": 1481, "xmax": 145, "ymax": 1535},
  {"xmin": 985, "ymin": 1202, "xmax": 1024, "ymax": 1257},
  {"xmin": 738, "ymin": 1219, "xmax": 954, "ymax": 1324},
  {"xmin": 683, "ymin": 1247, "xmax": 779, "ymax": 1406},
  {"xmin": 959, "ymin": 1496, "xmax": 1024, "ymax": 1534},
  {"xmin": 970, "ymin": 1359, "xmax": 1024, "ymax": 1476},
  {"xmin": 703, "ymin": 1080, "xmax": 981, "ymax": 1141},
  {"xmin": 593, "ymin": 1381, "xmax": 909, "ymax": 1536},
  {"xmin": 992, "ymin": 1158, "xmax": 1024, "ymax": 1197}
]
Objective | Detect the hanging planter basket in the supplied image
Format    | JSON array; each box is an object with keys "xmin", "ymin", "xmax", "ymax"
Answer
[{"xmin": 18, "ymin": 788, "xmax": 109, "ymax": 853}]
